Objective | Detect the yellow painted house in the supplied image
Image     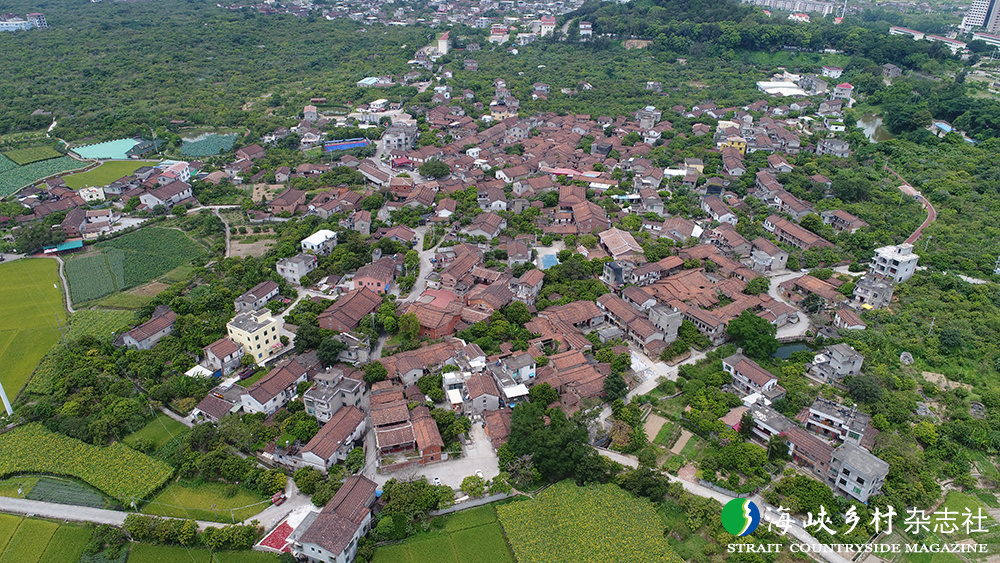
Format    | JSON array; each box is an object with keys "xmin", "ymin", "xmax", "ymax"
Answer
[{"xmin": 227, "ymin": 309, "xmax": 282, "ymax": 363}]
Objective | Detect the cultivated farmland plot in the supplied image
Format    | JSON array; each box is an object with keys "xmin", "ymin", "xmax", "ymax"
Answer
[
  {"xmin": 180, "ymin": 134, "xmax": 237, "ymax": 157},
  {"xmin": 0, "ymin": 423, "xmax": 173, "ymax": 503},
  {"xmin": 65, "ymin": 228, "xmax": 206, "ymax": 304},
  {"xmin": 2, "ymin": 146, "xmax": 62, "ymax": 165},
  {"xmin": 0, "ymin": 155, "xmax": 17, "ymax": 175},
  {"xmin": 0, "ymin": 156, "xmax": 85, "ymax": 196},
  {"xmin": 497, "ymin": 481, "xmax": 683, "ymax": 563}
]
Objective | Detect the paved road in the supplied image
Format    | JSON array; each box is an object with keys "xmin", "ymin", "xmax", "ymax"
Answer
[
  {"xmin": 51, "ymin": 256, "xmax": 75, "ymax": 314},
  {"xmin": 0, "ymin": 497, "xmax": 220, "ymax": 531},
  {"xmin": 884, "ymin": 166, "xmax": 937, "ymax": 245}
]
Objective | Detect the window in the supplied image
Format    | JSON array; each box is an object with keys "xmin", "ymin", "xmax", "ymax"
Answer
[
  {"xmin": 856, "ymin": 477, "xmax": 865, "ymax": 485},
  {"xmin": 842, "ymin": 468, "xmax": 850, "ymax": 476},
  {"xmin": 839, "ymin": 478, "xmax": 847, "ymax": 486},
  {"xmin": 853, "ymin": 486, "xmax": 862, "ymax": 494}
]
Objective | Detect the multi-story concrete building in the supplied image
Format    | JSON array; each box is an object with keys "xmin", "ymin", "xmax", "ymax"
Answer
[
  {"xmin": 277, "ymin": 253, "xmax": 318, "ymax": 285},
  {"xmin": 869, "ymin": 243, "xmax": 919, "ymax": 283},
  {"xmin": 227, "ymin": 308, "xmax": 282, "ymax": 363},
  {"xmin": 303, "ymin": 367, "xmax": 365, "ymax": 423},
  {"xmin": 827, "ymin": 442, "xmax": 889, "ymax": 503},
  {"xmin": 810, "ymin": 343, "xmax": 864, "ymax": 381}
]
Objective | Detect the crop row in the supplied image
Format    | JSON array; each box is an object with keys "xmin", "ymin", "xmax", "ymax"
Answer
[
  {"xmin": 0, "ymin": 155, "xmax": 17, "ymax": 175},
  {"xmin": 3, "ymin": 145, "xmax": 63, "ymax": 165},
  {"xmin": 65, "ymin": 309, "xmax": 135, "ymax": 342},
  {"xmin": 497, "ymin": 481, "xmax": 682, "ymax": 563},
  {"xmin": 64, "ymin": 253, "xmax": 119, "ymax": 304},
  {"xmin": 0, "ymin": 423, "xmax": 173, "ymax": 503},
  {"xmin": 180, "ymin": 134, "xmax": 237, "ymax": 157},
  {"xmin": 0, "ymin": 157, "xmax": 84, "ymax": 196}
]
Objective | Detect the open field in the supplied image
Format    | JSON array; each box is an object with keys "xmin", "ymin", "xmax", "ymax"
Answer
[
  {"xmin": 0, "ymin": 476, "xmax": 39, "ymax": 498},
  {"xmin": 0, "ymin": 423, "xmax": 173, "ymax": 503},
  {"xmin": 94, "ymin": 291, "xmax": 155, "ymax": 309},
  {"xmin": 65, "ymin": 228, "xmax": 206, "ymax": 304},
  {"xmin": 0, "ymin": 156, "xmax": 85, "ymax": 196},
  {"xmin": 373, "ymin": 504, "xmax": 513, "ymax": 563},
  {"xmin": 0, "ymin": 517, "xmax": 58, "ymax": 563},
  {"xmin": 143, "ymin": 481, "xmax": 269, "ymax": 523},
  {"xmin": 0, "ymin": 259, "xmax": 66, "ymax": 396},
  {"xmin": 62, "ymin": 160, "xmax": 153, "ymax": 189},
  {"xmin": 124, "ymin": 413, "xmax": 190, "ymax": 451},
  {"xmin": 2, "ymin": 146, "xmax": 62, "ymax": 165},
  {"xmin": 497, "ymin": 481, "xmax": 682, "ymax": 563}
]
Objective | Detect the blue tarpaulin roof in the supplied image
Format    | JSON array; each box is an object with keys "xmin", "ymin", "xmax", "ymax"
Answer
[
  {"xmin": 43, "ymin": 240, "xmax": 84, "ymax": 253},
  {"xmin": 324, "ymin": 138, "xmax": 369, "ymax": 152}
]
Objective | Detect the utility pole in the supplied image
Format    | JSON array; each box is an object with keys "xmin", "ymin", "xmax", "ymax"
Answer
[
  {"xmin": 54, "ymin": 313, "xmax": 67, "ymax": 349},
  {"xmin": 927, "ymin": 316, "xmax": 936, "ymax": 336}
]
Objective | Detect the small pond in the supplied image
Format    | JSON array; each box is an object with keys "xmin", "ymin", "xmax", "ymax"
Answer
[
  {"xmin": 773, "ymin": 342, "xmax": 810, "ymax": 359},
  {"xmin": 857, "ymin": 115, "xmax": 893, "ymax": 143}
]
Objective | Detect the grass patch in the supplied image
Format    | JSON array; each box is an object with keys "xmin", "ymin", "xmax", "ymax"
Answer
[
  {"xmin": 444, "ymin": 505, "xmax": 497, "ymax": 532},
  {"xmin": 0, "ymin": 476, "xmax": 38, "ymax": 498},
  {"xmin": 241, "ymin": 369, "xmax": 268, "ymax": 386},
  {"xmin": 92, "ymin": 291, "xmax": 154, "ymax": 309},
  {"xmin": 124, "ymin": 413, "xmax": 190, "ymax": 451},
  {"xmin": 3, "ymin": 146, "xmax": 62, "ymax": 165},
  {"xmin": 372, "ymin": 545, "xmax": 411, "ymax": 563},
  {"xmin": 161, "ymin": 265, "xmax": 196, "ymax": 284},
  {"xmin": 0, "ymin": 258, "xmax": 66, "ymax": 396},
  {"xmin": 498, "ymin": 481, "xmax": 682, "ymax": 563},
  {"xmin": 373, "ymin": 506, "xmax": 512, "ymax": 563},
  {"xmin": 0, "ymin": 517, "xmax": 58, "ymax": 563},
  {"xmin": 143, "ymin": 481, "xmax": 268, "ymax": 523},
  {"xmin": 975, "ymin": 491, "xmax": 999, "ymax": 508},
  {"xmin": 38, "ymin": 523, "xmax": 92, "ymax": 563},
  {"xmin": 62, "ymin": 160, "xmax": 152, "ymax": 189}
]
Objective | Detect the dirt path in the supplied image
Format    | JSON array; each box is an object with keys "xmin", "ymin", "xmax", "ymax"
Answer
[
  {"xmin": 670, "ymin": 429, "xmax": 693, "ymax": 455},
  {"xmin": 213, "ymin": 208, "xmax": 231, "ymax": 258}
]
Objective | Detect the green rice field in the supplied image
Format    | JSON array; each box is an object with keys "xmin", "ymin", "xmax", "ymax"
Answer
[
  {"xmin": 143, "ymin": 481, "xmax": 269, "ymax": 523},
  {"xmin": 0, "ymin": 259, "xmax": 66, "ymax": 397},
  {"xmin": 373, "ymin": 504, "xmax": 514, "ymax": 563},
  {"xmin": 2, "ymin": 146, "xmax": 62, "ymax": 165},
  {"xmin": 124, "ymin": 413, "xmax": 190, "ymax": 451}
]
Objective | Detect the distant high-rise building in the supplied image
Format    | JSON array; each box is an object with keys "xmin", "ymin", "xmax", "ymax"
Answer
[
  {"xmin": 26, "ymin": 12, "xmax": 46, "ymax": 28},
  {"xmin": 963, "ymin": 0, "xmax": 1000, "ymax": 32}
]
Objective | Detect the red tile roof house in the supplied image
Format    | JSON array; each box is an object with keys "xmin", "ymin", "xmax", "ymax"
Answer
[
  {"xmin": 240, "ymin": 359, "xmax": 309, "ymax": 415},
  {"xmin": 290, "ymin": 475, "xmax": 378, "ymax": 563},
  {"xmin": 234, "ymin": 280, "xmax": 280, "ymax": 314},
  {"xmin": 353, "ymin": 257, "xmax": 398, "ymax": 294},
  {"xmin": 297, "ymin": 406, "xmax": 366, "ymax": 472},
  {"xmin": 203, "ymin": 337, "xmax": 245, "ymax": 377},
  {"xmin": 404, "ymin": 302, "xmax": 461, "ymax": 339},
  {"xmin": 318, "ymin": 288, "xmax": 382, "ymax": 332},
  {"xmin": 723, "ymin": 351, "xmax": 781, "ymax": 398},
  {"xmin": 236, "ymin": 143, "xmax": 266, "ymax": 161},
  {"xmin": 412, "ymin": 406, "xmax": 445, "ymax": 464},
  {"xmin": 121, "ymin": 306, "xmax": 177, "ymax": 350},
  {"xmin": 269, "ymin": 188, "xmax": 307, "ymax": 214}
]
